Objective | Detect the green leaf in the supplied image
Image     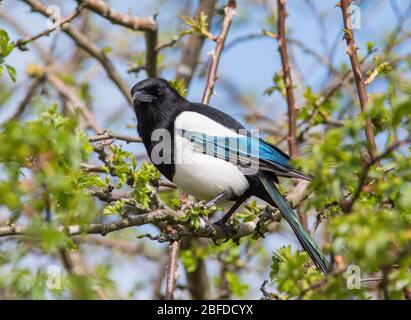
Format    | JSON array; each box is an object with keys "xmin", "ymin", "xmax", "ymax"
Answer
[
  {"xmin": 5, "ymin": 64, "xmax": 16, "ymax": 82},
  {"xmin": 169, "ymin": 79, "xmax": 188, "ymax": 97},
  {"xmin": 102, "ymin": 46, "xmax": 112, "ymax": 54},
  {"xmin": 366, "ymin": 41, "xmax": 375, "ymax": 53},
  {"xmin": 0, "ymin": 29, "xmax": 15, "ymax": 58},
  {"xmin": 225, "ymin": 272, "xmax": 249, "ymax": 298},
  {"xmin": 103, "ymin": 199, "xmax": 126, "ymax": 215}
]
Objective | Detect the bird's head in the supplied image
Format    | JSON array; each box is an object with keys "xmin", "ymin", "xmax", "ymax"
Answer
[{"xmin": 131, "ymin": 78, "xmax": 182, "ymax": 109}]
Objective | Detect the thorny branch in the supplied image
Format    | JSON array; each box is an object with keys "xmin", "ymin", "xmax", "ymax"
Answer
[
  {"xmin": 339, "ymin": 0, "xmax": 379, "ymax": 162},
  {"xmin": 202, "ymin": 0, "xmax": 236, "ymax": 105},
  {"xmin": 277, "ymin": 0, "xmax": 298, "ymax": 158}
]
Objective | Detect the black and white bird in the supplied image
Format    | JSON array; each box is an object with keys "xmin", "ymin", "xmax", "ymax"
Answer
[{"xmin": 131, "ymin": 78, "xmax": 329, "ymax": 274}]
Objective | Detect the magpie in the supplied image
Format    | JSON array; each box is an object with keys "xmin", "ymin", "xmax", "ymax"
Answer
[{"xmin": 131, "ymin": 78, "xmax": 330, "ymax": 274}]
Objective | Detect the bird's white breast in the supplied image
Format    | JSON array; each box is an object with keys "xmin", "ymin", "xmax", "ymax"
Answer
[{"xmin": 173, "ymin": 111, "xmax": 249, "ymax": 200}]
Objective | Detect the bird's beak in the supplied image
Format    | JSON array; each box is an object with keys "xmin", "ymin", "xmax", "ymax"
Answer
[{"xmin": 133, "ymin": 91, "xmax": 154, "ymax": 103}]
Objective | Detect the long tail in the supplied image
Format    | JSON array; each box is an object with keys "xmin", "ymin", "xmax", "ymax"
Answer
[{"xmin": 260, "ymin": 176, "xmax": 330, "ymax": 274}]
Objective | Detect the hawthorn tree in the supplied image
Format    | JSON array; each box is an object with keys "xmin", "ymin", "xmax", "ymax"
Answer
[{"xmin": 0, "ymin": 0, "xmax": 410, "ymax": 300}]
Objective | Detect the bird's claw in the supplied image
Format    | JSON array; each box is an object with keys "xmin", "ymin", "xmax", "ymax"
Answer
[{"xmin": 212, "ymin": 219, "xmax": 234, "ymax": 243}]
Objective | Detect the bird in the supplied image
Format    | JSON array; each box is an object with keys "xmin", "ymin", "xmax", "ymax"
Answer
[{"xmin": 130, "ymin": 77, "xmax": 330, "ymax": 274}]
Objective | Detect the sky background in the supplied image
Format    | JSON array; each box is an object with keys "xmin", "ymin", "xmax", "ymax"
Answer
[{"xmin": 1, "ymin": 0, "xmax": 410, "ymax": 299}]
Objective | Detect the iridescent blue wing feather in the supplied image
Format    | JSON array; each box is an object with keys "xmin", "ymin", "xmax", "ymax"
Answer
[{"xmin": 177, "ymin": 129, "xmax": 311, "ymax": 180}]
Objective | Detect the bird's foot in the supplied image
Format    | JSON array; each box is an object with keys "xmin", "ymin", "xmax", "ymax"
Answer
[{"xmin": 212, "ymin": 219, "xmax": 235, "ymax": 244}]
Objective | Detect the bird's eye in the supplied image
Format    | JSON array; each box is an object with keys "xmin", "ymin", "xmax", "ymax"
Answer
[{"xmin": 156, "ymin": 87, "xmax": 164, "ymax": 96}]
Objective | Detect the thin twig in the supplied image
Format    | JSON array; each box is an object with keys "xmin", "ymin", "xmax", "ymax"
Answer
[
  {"xmin": 0, "ymin": 11, "xmax": 48, "ymax": 59},
  {"xmin": 89, "ymin": 132, "xmax": 142, "ymax": 143},
  {"xmin": 7, "ymin": 75, "xmax": 45, "ymax": 122},
  {"xmin": 46, "ymin": 72, "xmax": 101, "ymax": 133},
  {"xmin": 339, "ymin": 0, "xmax": 379, "ymax": 162},
  {"xmin": 80, "ymin": 164, "xmax": 107, "ymax": 173},
  {"xmin": 343, "ymin": 136, "xmax": 411, "ymax": 213},
  {"xmin": 275, "ymin": 0, "xmax": 308, "ymax": 229},
  {"xmin": 202, "ymin": 0, "xmax": 237, "ymax": 104},
  {"xmin": 277, "ymin": 0, "xmax": 298, "ymax": 158},
  {"xmin": 156, "ymin": 35, "xmax": 184, "ymax": 53},
  {"xmin": 76, "ymin": 0, "xmax": 160, "ymax": 79},
  {"xmin": 22, "ymin": 0, "xmax": 132, "ymax": 105},
  {"xmin": 15, "ymin": 6, "xmax": 84, "ymax": 51},
  {"xmin": 75, "ymin": 0, "xmax": 156, "ymax": 31}
]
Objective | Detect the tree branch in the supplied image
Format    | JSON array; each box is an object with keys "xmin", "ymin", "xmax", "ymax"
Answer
[
  {"xmin": 277, "ymin": 0, "xmax": 298, "ymax": 158},
  {"xmin": 339, "ymin": 0, "xmax": 379, "ymax": 162},
  {"xmin": 202, "ymin": 0, "xmax": 237, "ymax": 105},
  {"xmin": 6, "ymin": 75, "xmax": 45, "ymax": 122},
  {"xmin": 144, "ymin": 29, "xmax": 158, "ymax": 78},
  {"xmin": 46, "ymin": 72, "xmax": 101, "ymax": 133},
  {"xmin": 174, "ymin": 0, "xmax": 218, "ymax": 301},
  {"xmin": 75, "ymin": 0, "xmax": 156, "ymax": 31},
  {"xmin": 15, "ymin": 6, "xmax": 84, "ymax": 51},
  {"xmin": 22, "ymin": 0, "xmax": 132, "ymax": 105},
  {"xmin": 0, "ymin": 206, "xmax": 282, "ymax": 241},
  {"xmin": 88, "ymin": 131, "xmax": 142, "ymax": 143},
  {"xmin": 343, "ymin": 136, "xmax": 411, "ymax": 213},
  {"xmin": 165, "ymin": 241, "xmax": 179, "ymax": 300},
  {"xmin": 76, "ymin": 0, "xmax": 159, "ymax": 77}
]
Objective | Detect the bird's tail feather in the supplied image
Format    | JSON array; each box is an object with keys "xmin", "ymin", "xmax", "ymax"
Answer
[
  {"xmin": 277, "ymin": 167, "xmax": 312, "ymax": 181},
  {"xmin": 260, "ymin": 176, "xmax": 330, "ymax": 274}
]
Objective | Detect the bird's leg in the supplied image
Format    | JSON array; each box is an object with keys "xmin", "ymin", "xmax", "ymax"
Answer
[
  {"xmin": 204, "ymin": 192, "xmax": 227, "ymax": 209},
  {"xmin": 213, "ymin": 194, "xmax": 249, "ymax": 240},
  {"xmin": 220, "ymin": 196, "xmax": 247, "ymax": 224}
]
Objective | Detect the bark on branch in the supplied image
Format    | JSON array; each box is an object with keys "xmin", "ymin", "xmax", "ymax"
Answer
[
  {"xmin": 165, "ymin": 241, "xmax": 180, "ymax": 300},
  {"xmin": 0, "ymin": 208, "xmax": 281, "ymax": 240},
  {"xmin": 202, "ymin": 0, "xmax": 237, "ymax": 105},
  {"xmin": 75, "ymin": 0, "xmax": 158, "ymax": 77},
  {"xmin": 339, "ymin": 0, "xmax": 379, "ymax": 162},
  {"xmin": 89, "ymin": 131, "xmax": 142, "ymax": 143},
  {"xmin": 277, "ymin": 0, "xmax": 298, "ymax": 158},
  {"xmin": 75, "ymin": 0, "xmax": 157, "ymax": 31}
]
